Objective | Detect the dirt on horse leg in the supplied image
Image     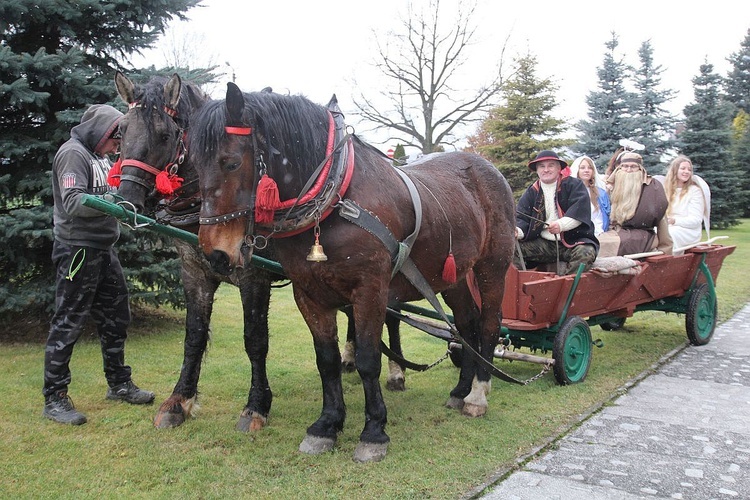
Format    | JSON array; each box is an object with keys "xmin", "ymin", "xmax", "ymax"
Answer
[
  {"xmin": 462, "ymin": 377, "xmax": 491, "ymax": 417},
  {"xmin": 154, "ymin": 394, "xmax": 199, "ymax": 428},
  {"xmin": 385, "ymin": 360, "xmax": 405, "ymax": 391},
  {"xmin": 341, "ymin": 339, "xmax": 356, "ymax": 373}
]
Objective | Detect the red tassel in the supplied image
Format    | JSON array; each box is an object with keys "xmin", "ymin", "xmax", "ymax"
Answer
[
  {"xmin": 107, "ymin": 158, "xmax": 122, "ymax": 187},
  {"xmin": 155, "ymin": 170, "xmax": 175, "ymax": 195},
  {"xmin": 442, "ymin": 252, "xmax": 457, "ymax": 284},
  {"xmin": 169, "ymin": 173, "xmax": 184, "ymax": 192},
  {"xmin": 255, "ymin": 174, "xmax": 281, "ymax": 223}
]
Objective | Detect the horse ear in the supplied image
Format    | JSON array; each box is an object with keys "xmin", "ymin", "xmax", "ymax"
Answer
[
  {"xmin": 326, "ymin": 94, "xmax": 341, "ymax": 114},
  {"xmin": 164, "ymin": 73, "xmax": 182, "ymax": 111},
  {"xmin": 114, "ymin": 70, "xmax": 135, "ymax": 105},
  {"xmin": 226, "ymin": 82, "xmax": 245, "ymax": 125}
]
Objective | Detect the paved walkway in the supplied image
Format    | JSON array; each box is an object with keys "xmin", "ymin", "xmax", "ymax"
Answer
[{"xmin": 478, "ymin": 303, "xmax": 750, "ymax": 500}]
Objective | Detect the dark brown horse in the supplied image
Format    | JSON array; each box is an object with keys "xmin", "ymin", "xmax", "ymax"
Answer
[
  {"xmin": 113, "ymin": 72, "xmax": 278, "ymax": 431},
  {"xmin": 191, "ymin": 83, "xmax": 515, "ymax": 462},
  {"xmin": 112, "ymin": 73, "xmax": 408, "ymax": 434}
]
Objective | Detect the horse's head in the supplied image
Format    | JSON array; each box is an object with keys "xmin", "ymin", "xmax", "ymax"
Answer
[
  {"xmin": 112, "ymin": 71, "xmax": 201, "ymax": 213},
  {"xmin": 192, "ymin": 82, "xmax": 330, "ymax": 274},
  {"xmin": 191, "ymin": 83, "xmax": 260, "ymax": 274}
]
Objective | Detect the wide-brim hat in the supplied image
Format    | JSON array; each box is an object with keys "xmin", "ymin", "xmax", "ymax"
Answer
[{"xmin": 528, "ymin": 150, "xmax": 568, "ymax": 171}]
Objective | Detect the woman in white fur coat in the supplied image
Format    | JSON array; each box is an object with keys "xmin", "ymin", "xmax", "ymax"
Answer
[{"xmin": 663, "ymin": 155, "xmax": 710, "ymax": 254}]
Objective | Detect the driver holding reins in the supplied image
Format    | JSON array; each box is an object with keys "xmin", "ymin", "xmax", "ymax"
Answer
[{"xmin": 514, "ymin": 150, "xmax": 599, "ymax": 275}]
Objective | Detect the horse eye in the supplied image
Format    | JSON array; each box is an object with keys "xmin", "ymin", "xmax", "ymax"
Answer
[{"xmin": 224, "ymin": 161, "xmax": 241, "ymax": 172}]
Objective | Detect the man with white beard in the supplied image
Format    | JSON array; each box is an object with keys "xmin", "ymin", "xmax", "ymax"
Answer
[{"xmin": 598, "ymin": 152, "xmax": 672, "ymax": 257}]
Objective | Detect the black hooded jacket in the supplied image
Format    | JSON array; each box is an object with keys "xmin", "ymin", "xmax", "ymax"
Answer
[{"xmin": 52, "ymin": 104, "xmax": 123, "ymax": 249}]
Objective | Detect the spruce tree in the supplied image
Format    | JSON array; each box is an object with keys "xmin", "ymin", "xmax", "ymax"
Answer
[
  {"xmin": 725, "ymin": 28, "xmax": 750, "ymax": 113},
  {"xmin": 575, "ymin": 33, "xmax": 638, "ymax": 167},
  {"xmin": 468, "ymin": 53, "xmax": 571, "ymax": 195},
  {"xmin": 0, "ymin": 0, "xmax": 200, "ymax": 320},
  {"xmin": 725, "ymin": 29, "xmax": 750, "ymax": 216},
  {"xmin": 631, "ymin": 41, "xmax": 676, "ymax": 174},
  {"xmin": 731, "ymin": 110, "xmax": 750, "ymax": 217},
  {"xmin": 679, "ymin": 63, "xmax": 740, "ymax": 229}
]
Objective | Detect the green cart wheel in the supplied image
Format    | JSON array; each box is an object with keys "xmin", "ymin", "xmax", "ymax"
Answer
[
  {"xmin": 553, "ymin": 316, "xmax": 592, "ymax": 385},
  {"xmin": 686, "ymin": 283, "xmax": 717, "ymax": 346}
]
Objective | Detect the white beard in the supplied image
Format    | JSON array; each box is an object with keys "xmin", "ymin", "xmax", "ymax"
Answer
[{"xmin": 610, "ymin": 169, "xmax": 643, "ymax": 225}]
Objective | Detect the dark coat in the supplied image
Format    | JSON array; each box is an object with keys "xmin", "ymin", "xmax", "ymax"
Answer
[{"xmin": 516, "ymin": 175, "xmax": 599, "ymax": 252}]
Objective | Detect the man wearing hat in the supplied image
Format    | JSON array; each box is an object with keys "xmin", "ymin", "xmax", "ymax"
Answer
[
  {"xmin": 599, "ymin": 151, "xmax": 672, "ymax": 257},
  {"xmin": 515, "ymin": 150, "xmax": 598, "ymax": 274}
]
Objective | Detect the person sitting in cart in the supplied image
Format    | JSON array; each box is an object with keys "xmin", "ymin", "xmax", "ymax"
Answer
[
  {"xmin": 515, "ymin": 150, "xmax": 599, "ymax": 275},
  {"xmin": 597, "ymin": 151, "xmax": 673, "ymax": 257}
]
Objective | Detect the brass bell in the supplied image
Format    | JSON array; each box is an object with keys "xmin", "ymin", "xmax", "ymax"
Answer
[{"xmin": 306, "ymin": 235, "xmax": 328, "ymax": 262}]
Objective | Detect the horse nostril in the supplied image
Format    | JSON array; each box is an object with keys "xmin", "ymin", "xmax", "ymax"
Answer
[{"xmin": 208, "ymin": 249, "xmax": 232, "ymax": 275}]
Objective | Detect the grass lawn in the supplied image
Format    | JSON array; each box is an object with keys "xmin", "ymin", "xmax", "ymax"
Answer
[{"xmin": 0, "ymin": 221, "xmax": 747, "ymax": 499}]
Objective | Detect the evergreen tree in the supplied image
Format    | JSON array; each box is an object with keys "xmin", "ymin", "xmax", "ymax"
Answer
[
  {"xmin": 0, "ymin": 0, "xmax": 201, "ymax": 320},
  {"xmin": 467, "ymin": 53, "xmax": 571, "ymax": 194},
  {"xmin": 392, "ymin": 143, "xmax": 406, "ymax": 165},
  {"xmin": 725, "ymin": 29, "xmax": 750, "ymax": 216},
  {"xmin": 679, "ymin": 63, "xmax": 740, "ymax": 229},
  {"xmin": 575, "ymin": 33, "xmax": 638, "ymax": 167},
  {"xmin": 731, "ymin": 110, "xmax": 750, "ymax": 217},
  {"xmin": 725, "ymin": 28, "xmax": 750, "ymax": 113},
  {"xmin": 631, "ymin": 41, "xmax": 676, "ymax": 174}
]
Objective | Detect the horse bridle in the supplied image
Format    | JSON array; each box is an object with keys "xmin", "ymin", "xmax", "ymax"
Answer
[
  {"xmin": 117, "ymin": 101, "xmax": 187, "ymax": 194},
  {"xmin": 199, "ymin": 109, "xmax": 353, "ymax": 256}
]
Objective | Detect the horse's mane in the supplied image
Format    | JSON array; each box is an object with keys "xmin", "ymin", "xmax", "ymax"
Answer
[
  {"xmin": 133, "ymin": 76, "xmax": 209, "ymax": 131},
  {"xmin": 190, "ymin": 91, "xmax": 329, "ymax": 179}
]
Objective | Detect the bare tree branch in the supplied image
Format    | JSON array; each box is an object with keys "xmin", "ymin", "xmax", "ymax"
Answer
[{"xmin": 352, "ymin": 0, "xmax": 507, "ymax": 154}]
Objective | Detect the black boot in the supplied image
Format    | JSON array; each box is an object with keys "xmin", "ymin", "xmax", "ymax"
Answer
[
  {"xmin": 43, "ymin": 391, "xmax": 87, "ymax": 425},
  {"xmin": 106, "ymin": 380, "xmax": 155, "ymax": 405}
]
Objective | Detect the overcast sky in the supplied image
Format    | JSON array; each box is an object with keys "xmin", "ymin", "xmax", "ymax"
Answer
[{"xmin": 131, "ymin": 0, "xmax": 750, "ymax": 150}]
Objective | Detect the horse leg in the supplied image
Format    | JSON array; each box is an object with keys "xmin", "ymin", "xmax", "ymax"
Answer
[
  {"xmin": 459, "ymin": 261, "xmax": 509, "ymax": 418},
  {"xmin": 442, "ymin": 283, "xmax": 481, "ymax": 412},
  {"xmin": 384, "ymin": 312, "xmax": 405, "ymax": 392},
  {"xmin": 340, "ymin": 306, "xmax": 356, "ymax": 373},
  {"xmin": 342, "ymin": 306, "xmax": 404, "ymax": 391},
  {"xmin": 154, "ymin": 260, "xmax": 219, "ymax": 428},
  {"xmin": 235, "ymin": 272, "xmax": 273, "ymax": 432},
  {"xmin": 351, "ymin": 294, "xmax": 390, "ymax": 463},
  {"xmin": 294, "ymin": 292, "xmax": 345, "ymax": 455}
]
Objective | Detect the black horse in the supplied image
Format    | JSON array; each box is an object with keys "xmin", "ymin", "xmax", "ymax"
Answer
[
  {"xmin": 113, "ymin": 72, "xmax": 278, "ymax": 431},
  {"xmin": 192, "ymin": 84, "xmax": 515, "ymax": 462},
  {"xmin": 113, "ymin": 73, "xmax": 409, "ymax": 431}
]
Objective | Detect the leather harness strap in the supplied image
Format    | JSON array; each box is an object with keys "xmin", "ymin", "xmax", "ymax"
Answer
[{"xmin": 337, "ymin": 192, "xmax": 525, "ymax": 385}]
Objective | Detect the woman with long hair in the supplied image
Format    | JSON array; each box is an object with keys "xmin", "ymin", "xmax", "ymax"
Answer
[
  {"xmin": 664, "ymin": 155, "xmax": 709, "ymax": 254},
  {"xmin": 570, "ymin": 156, "xmax": 610, "ymax": 236}
]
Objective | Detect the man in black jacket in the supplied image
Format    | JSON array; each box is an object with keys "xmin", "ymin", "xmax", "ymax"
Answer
[
  {"xmin": 515, "ymin": 150, "xmax": 599, "ymax": 275},
  {"xmin": 44, "ymin": 104, "xmax": 154, "ymax": 426}
]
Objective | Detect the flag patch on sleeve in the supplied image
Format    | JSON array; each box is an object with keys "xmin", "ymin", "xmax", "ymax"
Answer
[{"xmin": 61, "ymin": 173, "xmax": 76, "ymax": 189}]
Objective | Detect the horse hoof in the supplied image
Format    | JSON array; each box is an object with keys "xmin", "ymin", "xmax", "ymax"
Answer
[
  {"xmin": 462, "ymin": 402, "xmax": 487, "ymax": 418},
  {"xmin": 386, "ymin": 377, "xmax": 405, "ymax": 392},
  {"xmin": 299, "ymin": 434, "xmax": 336, "ymax": 455},
  {"xmin": 341, "ymin": 361, "xmax": 356, "ymax": 373},
  {"xmin": 153, "ymin": 405, "xmax": 186, "ymax": 429},
  {"xmin": 353, "ymin": 441, "xmax": 388, "ymax": 463},
  {"xmin": 236, "ymin": 409, "xmax": 268, "ymax": 432},
  {"xmin": 445, "ymin": 396, "xmax": 465, "ymax": 410}
]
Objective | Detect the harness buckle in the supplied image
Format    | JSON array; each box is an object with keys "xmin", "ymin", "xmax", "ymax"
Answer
[{"xmin": 338, "ymin": 199, "xmax": 361, "ymax": 219}]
